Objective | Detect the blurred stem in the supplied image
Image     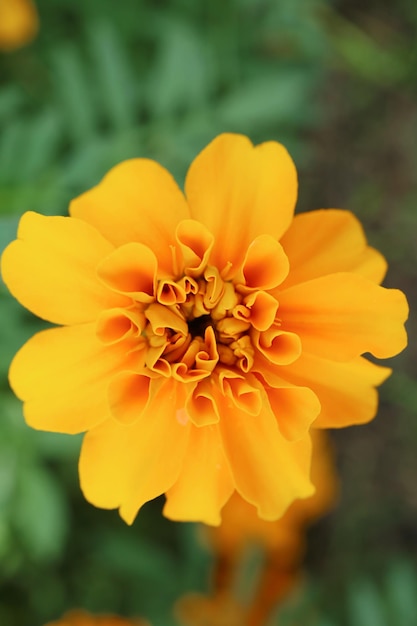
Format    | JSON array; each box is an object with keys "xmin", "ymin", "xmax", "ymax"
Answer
[{"xmin": 245, "ymin": 556, "xmax": 300, "ymax": 626}]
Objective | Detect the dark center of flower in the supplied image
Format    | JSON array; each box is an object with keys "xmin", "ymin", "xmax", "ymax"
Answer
[{"xmin": 187, "ymin": 314, "xmax": 213, "ymax": 339}]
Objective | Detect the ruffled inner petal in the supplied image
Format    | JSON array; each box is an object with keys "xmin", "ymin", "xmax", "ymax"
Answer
[
  {"xmin": 252, "ymin": 326, "xmax": 302, "ymax": 365},
  {"xmin": 97, "ymin": 242, "xmax": 157, "ymax": 302},
  {"xmin": 96, "ymin": 307, "xmax": 146, "ymax": 344},
  {"xmin": 186, "ymin": 378, "xmax": 220, "ymax": 427},
  {"xmin": 175, "ymin": 219, "xmax": 214, "ymax": 277},
  {"xmin": 1, "ymin": 212, "xmax": 127, "ymax": 325},
  {"xmin": 265, "ymin": 384, "xmax": 321, "ymax": 441},
  {"xmin": 239, "ymin": 235, "xmax": 289, "ymax": 290},
  {"xmin": 108, "ymin": 372, "xmax": 158, "ymax": 424},
  {"xmin": 234, "ymin": 290, "xmax": 278, "ymax": 332}
]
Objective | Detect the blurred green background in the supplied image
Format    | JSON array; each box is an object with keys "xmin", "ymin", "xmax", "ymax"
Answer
[{"xmin": 0, "ymin": 0, "xmax": 416, "ymax": 624}]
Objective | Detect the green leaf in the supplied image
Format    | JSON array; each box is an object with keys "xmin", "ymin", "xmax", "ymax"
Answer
[
  {"xmin": 14, "ymin": 465, "xmax": 69, "ymax": 562},
  {"xmin": 215, "ymin": 69, "xmax": 317, "ymax": 131},
  {"xmin": 52, "ymin": 45, "xmax": 98, "ymax": 143},
  {"xmin": 18, "ymin": 108, "xmax": 62, "ymax": 180},
  {"xmin": 87, "ymin": 21, "xmax": 137, "ymax": 131},
  {"xmin": 149, "ymin": 19, "xmax": 213, "ymax": 116},
  {"xmin": 386, "ymin": 560, "xmax": 417, "ymax": 626},
  {"xmin": 324, "ymin": 9, "xmax": 408, "ymax": 85},
  {"xmin": 348, "ymin": 580, "xmax": 387, "ymax": 626}
]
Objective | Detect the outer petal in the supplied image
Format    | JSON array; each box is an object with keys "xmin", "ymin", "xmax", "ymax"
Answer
[
  {"xmin": 218, "ymin": 399, "xmax": 314, "ymax": 520},
  {"xmin": 70, "ymin": 159, "xmax": 190, "ymax": 273},
  {"xmin": 185, "ymin": 134, "xmax": 297, "ymax": 273},
  {"xmin": 164, "ymin": 425, "xmax": 235, "ymax": 525},
  {"xmin": 9, "ymin": 324, "xmax": 133, "ymax": 434},
  {"xmin": 79, "ymin": 378, "xmax": 190, "ymax": 522},
  {"xmin": 279, "ymin": 209, "xmax": 387, "ymax": 288},
  {"xmin": 281, "ymin": 353, "xmax": 392, "ymax": 428},
  {"xmin": 279, "ymin": 273, "xmax": 408, "ymax": 361},
  {"xmin": 0, "ymin": 212, "xmax": 127, "ymax": 325}
]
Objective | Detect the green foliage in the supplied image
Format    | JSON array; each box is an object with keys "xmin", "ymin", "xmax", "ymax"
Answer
[{"xmin": 271, "ymin": 559, "xmax": 417, "ymax": 626}]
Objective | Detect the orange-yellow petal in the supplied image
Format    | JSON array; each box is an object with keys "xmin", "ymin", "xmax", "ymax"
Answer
[
  {"xmin": 265, "ymin": 385, "xmax": 321, "ymax": 441},
  {"xmin": 279, "ymin": 273, "xmax": 408, "ymax": 361},
  {"xmin": 96, "ymin": 308, "xmax": 146, "ymax": 344},
  {"xmin": 164, "ymin": 425, "xmax": 234, "ymax": 525},
  {"xmin": 186, "ymin": 378, "xmax": 220, "ymax": 427},
  {"xmin": 70, "ymin": 159, "xmax": 190, "ymax": 274},
  {"xmin": 108, "ymin": 372, "xmax": 158, "ymax": 424},
  {"xmin": 79, "ymin": 378, "xmax": 190, "ymax": 521},
  {"xmin": 9, "ymin": 324, "xmax": 133, "ymax": 434},
  {"xmin": 252, "ymin": 326, "xmax": 302, "ymax": 365},
  {"xmin": 282, "ymin": 353, "xmax": 392, "ymax": 428},
  {"xmin": 234, "ymin": 291, "xmax": 278, "ymax": 332},
  {"xmin": 185, "ymin": 134, "xmax": 297, "ymax": 274},
  {"xmin": 218, "ymin": 400, "xmax": 314, "ymax": 520},
  {"xmin": 97, "ymin": 242, "xmax": 157, "ymax": 302},
  {"xmin": 0, "ymin": 212, "xmax": 127, "ymax": 325},
  {"xmin": 240, "ymin": 235, "xmax": 289, "ymax": 290},
  {"xmin": 280, "ymin": 209, "xmax": 387, "ymax": 288},
  {"xmin": 175, "ymin": 219, "xmax": 214, "ymax": 278}
]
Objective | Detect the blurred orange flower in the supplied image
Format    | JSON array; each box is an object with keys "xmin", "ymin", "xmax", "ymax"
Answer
[
  {"xmin": 198, "ymin": 430, "xmax": 337, "ymax": 626},
  {"xmin": 1, "ymin": 134, "xmax": 408, "ymax": 525},
  {"xmin": 0, "ymin": 0, "xmax": 38, "ymax": 51},
  {"xmin": 176, "ymin": 592, "xmax": 245, "ymax": 626},
  {"xmin": 45, "ymin": 610, "xmax": 148, "ymax": 626}
]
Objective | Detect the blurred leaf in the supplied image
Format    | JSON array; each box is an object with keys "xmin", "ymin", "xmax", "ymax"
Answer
[
  {"xmin": 384, "ymin": 371, "xmax": 417, "ymax": 414},
  {"xmin": 324, "ymin": 9, "xmax": 408, "ymax": 85},
  {"xmin": 149, "ymin": 19, "xmax": 213, "ymax": 116},
  {"xmin": 385, "ymin": 560, "xmax": 417, "ymax": 626},
  {"xmin": 347, "ymin": 580, "xmax": 386, "ymax": 626},
  {"xmin": 94, "ymin": 530, "xmax": 176, "ymax": 584},
  {"xmin": 0, "ymin": 215, "xmax": 19, "ymax": 250},
  {"xmin": 216, "ymin": 69, "xmax": 318, "ymax": 130},
  {"xmin": 18, "ymin": 108, "xmax": 62, "ymax": 180},
  {"xmin": 0, "ymin": 87, "xmax": 24, "ymax": 121},
  {"xmin": 52, "ymin": 44, "xmax": 98, "ymax": 143},
  {"xmin": 14, "ymin": 465, "xmax": 69, "ymax": 561},
  {"xmin": 0, "ymin": 122, "xmax": 27, "ymax": 185},
  {"xmin": 87, "ymin": 21, "xmax": 137, "ymax": 131}
]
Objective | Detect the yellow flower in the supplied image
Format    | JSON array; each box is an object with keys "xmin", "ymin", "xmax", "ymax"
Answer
[
  {"xmin": 44, "ymin": 611, "xmax": 148, "ymax": 626},
  {"xmin": 1, "ymin": 134, "xmax": 408, "ymax": 525},
  {"xmin": 0, "ymin": 0, "xmax": 38, "ymax": 51}
]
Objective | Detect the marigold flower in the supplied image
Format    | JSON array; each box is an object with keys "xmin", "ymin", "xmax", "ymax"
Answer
[
  {"xmin": 1, "ymin": 134, "xmax": 408, "ymax": 525},
  {"xmin": 0, "ymin": 0, "xmax": 38, "ymax": 51},
  {"xmin": 45, "ymin": 611, "xmax": 148, "ymax": 626}
]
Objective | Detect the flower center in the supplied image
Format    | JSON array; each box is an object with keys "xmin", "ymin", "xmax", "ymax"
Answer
[
  {"xmin": 140, "ymin": 269, "xmax": 258, "ymax": 382},
  {"xmin": 96, "ymin": 230, "xmax": 298, "ymax": 383},
  {"xmin": 187, "ymin": 314, "xmax": 213, "ymax": 340}
]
